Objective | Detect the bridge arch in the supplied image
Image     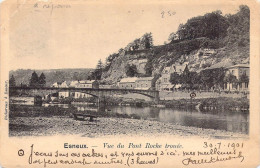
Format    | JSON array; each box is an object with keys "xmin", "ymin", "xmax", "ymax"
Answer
[
  {"xmin": 127, "ymin": 91, "xmax": 156, "ymax": 99},
  {"xmin": 9, "ymin": 87, "xmax": 159, "ymax": 102}
]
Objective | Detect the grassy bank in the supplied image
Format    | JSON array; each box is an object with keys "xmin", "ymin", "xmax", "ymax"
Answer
[{"xmin": 198, "ymin": 97, "xmax": 249, "ymax": 112}]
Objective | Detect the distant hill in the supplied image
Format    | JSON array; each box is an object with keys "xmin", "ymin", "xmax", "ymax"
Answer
[{"xmin": 9, "ymin": 68, "xmax": 93, "ymax": 87}]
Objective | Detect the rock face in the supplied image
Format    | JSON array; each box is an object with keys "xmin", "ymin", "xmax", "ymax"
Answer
[
  {"xmin": 101, "ymin": 42, "xmax": 249, "ymax": 85},
  {"xmin": 102, "ymin": 51, "xmax": 150, "ymax": 84}
]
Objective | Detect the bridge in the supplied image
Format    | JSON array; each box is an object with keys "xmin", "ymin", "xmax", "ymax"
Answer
[{"xmin": 9, "ymin": 87, "xmax": 159, "ymax": 104}]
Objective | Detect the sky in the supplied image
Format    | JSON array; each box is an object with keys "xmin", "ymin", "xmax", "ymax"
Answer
[{"xmin": 7, "ymin": 1, "xmax": 242, "ymax": 70}]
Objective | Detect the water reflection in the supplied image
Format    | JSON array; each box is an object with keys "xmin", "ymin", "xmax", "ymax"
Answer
[{"xmin": 71, "ymin": 104, "xmax": 248, "ymax": 134}]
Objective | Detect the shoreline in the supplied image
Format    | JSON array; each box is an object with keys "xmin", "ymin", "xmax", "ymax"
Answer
[
  {"xmin": 9, "ymin": 116, "xmax": 248, "ymax": 139},
  {"xmin": 10, "ymin": 95, "xmax": 249, "ymax": 113}
]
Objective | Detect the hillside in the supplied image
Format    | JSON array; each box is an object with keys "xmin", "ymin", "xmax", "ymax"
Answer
[
  {"xmin": 101, "ymin": 5, "xmax": 250, "ymax": 84},
  {"xmin": 9, "ymin": 68, "xmax": 93, "ymax": 87}
]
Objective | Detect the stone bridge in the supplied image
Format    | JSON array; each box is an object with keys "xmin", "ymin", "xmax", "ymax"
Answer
[{"xmin": 9, "ymin": 87, "xmax": 159, "ymax": 102}]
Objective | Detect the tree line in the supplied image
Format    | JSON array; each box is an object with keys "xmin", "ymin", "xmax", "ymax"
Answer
[
  {"xmin": 168, "ymin": 5, "xmax": 249, "ymax": 48},
  {"xmin": 9, "ymin": 71, "xmax": 46, "ymax": 88},
  {"xmin": 169, "ymin": 67, "xmax": 249, "ymax": 90}
]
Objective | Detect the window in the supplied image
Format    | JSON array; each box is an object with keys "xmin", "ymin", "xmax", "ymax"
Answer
[
  {"xmin": 164, "ymin": 78, "xmax": 168, "ymax": 82},
  {"xmin": 231, "ymin": 70, "xmax": 234, "ymax": 74}
]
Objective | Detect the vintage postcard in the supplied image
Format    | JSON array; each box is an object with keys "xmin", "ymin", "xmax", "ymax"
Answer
[{"xmin": 0, "ymin": 0, "xmax": 260, "ymax": 167}]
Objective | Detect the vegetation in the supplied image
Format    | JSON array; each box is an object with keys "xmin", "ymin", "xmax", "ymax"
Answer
[
  {"xmin": 199, "ymin": 97, "xmax": 249, "ymax": 112},
  {"xmin": 125, "ymin": 32, "xmax": 154, "ymax": 51},
  {"xmin": 29, "ymin": 71, "xmax": 46, "ymax": 88},
  {"xmin": 99, "ymin": 5, "xmax": 249, "ymax": 84},
  {"xmin": 9, "ymin": 75, "xmax": 16, "ymax": 87},
  {"xmin": 10, "ymin": 69, "xmax": 93, "ymax": 87},
  {"xmin": 168, "ymin": 5, "xmax": 249, "ymax": 48},
  {"xmin": 38, "ymin": 73, "xmax": 46, "ymax": 87},
  {"xmin": 239, "ymin": 73, "xmax": 249, "ymax": 83},
  {"xmin": 169, "ymin": 11, "xmax": 229, "ymax": 42},
  {"xmin": 199, "ymin": 68, "xmax": 225, "ymax": 90},
  {"xmin": 89, "ymin": 59, "xmax": 104, "ymax": 80},
  {"xmin": 169, "ymin": 66, "xmax": 225, "ymax": 90}
]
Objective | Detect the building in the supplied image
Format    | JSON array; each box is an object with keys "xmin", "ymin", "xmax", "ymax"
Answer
[
  {"xmin": 118, "ymin": 77, "xmax": 138, "ymax": 89},
  {"xmin": 75, "ymin": 80, "xmax": 99, "ymax": 89},
  {"xmin": 156, "ymin": 62, "xmax": 188, "ymax": 91},
  {"xmin": 52, "ymin": 81, "xmax": 69, "ymax": 88},
  {"xmin": 224, "ymin": 64, "xmax": 249, "ymax": 91},
  {"xmin": 155, "ymin": 67, "xmax": 172, "ymax": 91},
  {"xmin": 52, "ymin": 80, "xmax": 98, "ymax": 99},
  {"xmin": 69, "ymin": 80, "xmax": 80, "ymax": 88},
  {"xmin": 135, "ymin": 77, "xmax": 153, "ymax": 90},
  {"xmin": 58, "ymin": 91, "xmax": 70, "ymax": 98},
  {"xmin": 71, "ymin": 92, "xmax": 92, "ymax": 99}
]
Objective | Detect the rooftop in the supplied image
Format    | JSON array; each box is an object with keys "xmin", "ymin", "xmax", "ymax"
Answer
[
  {"xmin": 78, "ymin": 80, "xmax": 97, "ymax": 84},
  {"xmin": 136, "ymin": 77, "xmax": 154, "ymax": 81},
  {"xmin": 227, "ymin": 64, "xmax": 249, "ymax": 69},
  {"xmin": 120, "ymin": 77, "xmax": 138, "ymax": 83}
]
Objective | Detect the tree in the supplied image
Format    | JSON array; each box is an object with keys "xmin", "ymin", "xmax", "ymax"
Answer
[
  {"xmin": 176, "ymin": 23, "xmax": 186, "ymax": 40},
  {"xmin": 144, "ymin": 58, "xmax": 154, "ymax": 76},
  {"xmin": 168, "ymin": 32, "xmax": 178, "ymax": 42},
  {"xmin": 181, "ymin": 65, "xmax": 191, "ymax": 84},
  {"xmin": 225, "ymin": 5, "xmax": 249, "ymax": 47},
  {"xmin": 239, "ymin": 73, "xmax": 249, "ymax": 83},
  {"xmin": 89, "ymin": 59, "xmax": 104, "ymax": 80},
  {"xmin": 9, "ymin": 75, "xmax": 16, "ymax": 87},
  {"xmin": 141, "ymin": 33, "xmax": 153, "ymax": 49},
  {"xmin": 224, "ymin": 73, "xmax": 238, "ymax": 90},
  {"xmin": 224, "ymin": 73, "xmax": 238, "ymax": 83},
  {"xmin": 29, "ymin": 71, "xmax": 39, "ymax": 87},
  {"xmin": 190, "ymin": 72, "xmax": 200, "ymax": 85},
  {"xmin": 96, "ymin": 59, "xmax": 103, "ymax": 70},
  {"xmin": 199, "ymin": 68, "xmax": 225, "ymax": 90},
  {"xmin": 125, "ymin": 64, "xmax": 138, "ymax": 77},
  {"xmin": 170, "ymin": 72, "xmax": 181, "ymax": 85},
  {"xmin": 38, "ymin": 73, "xmax": 46, "ymax": 87},
  {"xmin": 118, "ymin": 48, "xmax": 125, "ymax": 55}
]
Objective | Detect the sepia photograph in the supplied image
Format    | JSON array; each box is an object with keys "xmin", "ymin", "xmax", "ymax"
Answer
[
  {"xmin": 7, "ymin": 2, "xmax": 250, "ymax": 140},
  {"xmin": 1, "ymin": 0, "xmax": 260, "ymax": 167}
]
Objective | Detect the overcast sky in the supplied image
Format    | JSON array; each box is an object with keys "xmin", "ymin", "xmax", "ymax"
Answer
[{"xmin": 8, "ymin": 1, "xmax": 241, "ymax": 70}]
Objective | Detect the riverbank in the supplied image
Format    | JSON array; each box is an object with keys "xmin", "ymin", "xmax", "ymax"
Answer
[
  {"xmin": 10, "ymin": 94, "xmax": 249, "ymax": 113},
  {"xmin": 9, "ymin": 115, "xmax": 247, "ymax": 139}
]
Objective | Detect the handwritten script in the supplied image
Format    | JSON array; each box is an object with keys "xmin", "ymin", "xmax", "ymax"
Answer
[
  {"xmin": 33, "ymin": 2, "xmax": 71, "ymax": 15},
  {"xmin": 22, "ymin": 142, "xmax": 245, "ymax": 167}
]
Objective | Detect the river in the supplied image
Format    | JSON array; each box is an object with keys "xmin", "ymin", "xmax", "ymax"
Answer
[{"xmin": 14, "ymin": 101, "xmax": 248, "ymax": 134}]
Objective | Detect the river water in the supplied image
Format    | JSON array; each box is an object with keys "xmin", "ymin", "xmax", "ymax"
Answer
[{"xmin": 36, "ymin": 103, "xmax": 249, "ymax": 134}]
